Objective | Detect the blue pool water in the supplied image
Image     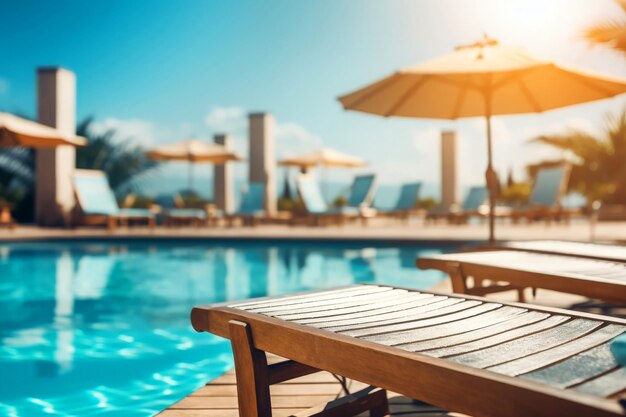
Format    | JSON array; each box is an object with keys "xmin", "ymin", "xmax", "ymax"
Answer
[{"xmin": 0, "ymin": 239, "xmax": 455, "ymax": 416}]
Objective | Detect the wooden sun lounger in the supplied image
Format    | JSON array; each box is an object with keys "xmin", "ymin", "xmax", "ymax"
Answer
[
  {"xmin": 417, "ymin": 250, "xmax": 626, "ymax": 303},
  {"xmin": 492, "ymin": 240, "xmax": 626, "ymax": 263},
  {"xmin": 192, "ymin": 284, "xmax": 626, "ymax": 417}
]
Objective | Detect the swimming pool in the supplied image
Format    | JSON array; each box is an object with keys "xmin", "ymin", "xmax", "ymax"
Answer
[{"xmin": 0, "ymin": 239, "xmax": 457, "ymax": 416}]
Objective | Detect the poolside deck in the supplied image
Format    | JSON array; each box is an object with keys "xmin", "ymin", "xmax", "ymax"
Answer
[
  {"xmin": 157, "ymin": 355, "xmax": 458, "ymax": 417},
  {"xmin": 0, "ymin": 218, "xmax": 625, "ymax": 243}
]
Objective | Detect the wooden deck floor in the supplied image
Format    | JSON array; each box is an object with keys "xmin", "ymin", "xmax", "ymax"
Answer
[{"xmin": 157, "ymin": 356, "xmax": 462, "ymax": 417}]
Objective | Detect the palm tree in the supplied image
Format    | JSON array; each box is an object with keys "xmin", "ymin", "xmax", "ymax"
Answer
[
  {"xmin": 75, "ymin": 117, "xmax": 159, "ymax": 193},
  {"xmin": 585, "ymin": 0, "xmax": 626, "ymax": 55},
  {"xmin": 0, "ymin": 116, "xmax": 159, "ymax": 221},
  {"xmin": 531, "ymin": 108, "xmax": 626, "ymax": 205}
]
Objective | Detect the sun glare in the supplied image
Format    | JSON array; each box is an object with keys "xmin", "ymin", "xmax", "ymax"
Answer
[{"xmin": 470, "ymin": 0, "xmax": 598, "ymax": 55}]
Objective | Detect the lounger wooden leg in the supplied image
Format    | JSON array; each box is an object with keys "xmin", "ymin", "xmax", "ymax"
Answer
[
  {"xmin": 446, "ymin": 262, "xmax": 468, "ymax": 294},
  {"xmin": 228, "ymin": 320, "xmax": 389, "ymax": 417},
  {"xmin": 229, "ymin": 320, "xmax": 272, "ymax": 417}
]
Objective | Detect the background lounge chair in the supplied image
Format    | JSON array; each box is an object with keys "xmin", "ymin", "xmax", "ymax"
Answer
[
  {"xmin": 510, "ymin": 164, "xmax": 578, "ymax": 223},
  {"xmin": 346, "ymin": 173, "xmax": 377, "ymax": 212},
  {"xmin": 417, "ymin": 250, "xmax": 626, "ymax": 303},
  {"xmin": 153, "ymin": 194, "xmax": 208, "ymax": 227},
  {"xmin": 380, "ymin": 182, "xmax": 422, "ymax": 221},
  {"xmin": 296, "ymin": 174, "xmax": 363, "ymax": 226},
  {"xmin": 495, "ymin": 240, "xmax": 626, "ymax": 263},
  {"xmin": 72, "ymin": 169, "xmax": 155, "ymax": 230},
  {"xmin": 192, "ymin": 284, "xmax": 626, "ymax": 417},
  {"xmin": 226, "ymin": 182, "xmax": 266, "ymax": 226},
  {"xmin": 427, "ymin": 185, "xmax": 489, "ymax": 224}
]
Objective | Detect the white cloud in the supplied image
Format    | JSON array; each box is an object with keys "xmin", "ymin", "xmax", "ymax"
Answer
[
  {"xmin": 89, "ymin": 118, "xmax": 158, "ymax": 146},
  {"xmin": 204, "ymin": 106, "xmax": 325, "ymax": 159},
  {"xmin": 204, "ymin": 106, "xmax": 247, "ymax": 135},
  {"xmin": 275, "ymin": 122, "xmax": 324, "ymax": 158}
]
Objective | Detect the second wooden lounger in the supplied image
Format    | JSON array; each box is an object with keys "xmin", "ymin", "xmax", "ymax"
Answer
[
  {"xmin": 192, "ymin": 284, "xmax": 626, "ymax": 417},
  {"xmin": 417, "ymin": 250, "xmax": 626, "ymax": 303}
]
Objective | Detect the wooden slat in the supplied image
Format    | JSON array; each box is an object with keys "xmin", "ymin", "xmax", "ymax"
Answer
[
  {"xmin": 522, "ymin": 344, "xmax": 619, "ymax": 388},
  {"xmin": 299, "ymin": 294, "xmax": 440, "ymax": 326},
  {"xmin": 257, "ymin": 289, "xmax": 410, "ymax": 315},
  {"xmin": 573, "ymin": 367, "xmax": 626, "ymax": 397},
  {"xmin": 232, "ymin": 286, "xmax": 390, "ymax": 310},
  {"xmin": 487, "ymin": 325, "xmax": 625, "ymax": 376},
  {"xmin": 401, "ymin": 311, "xmax": 550, "ymax": 352},
  {"xmin": 501, "ymin": 240, "xmax": 626, "ymax": 263},
  {"xmin": 335, "ymin": 300, "xmax": 483, "ymax": 336},
  {"xmin": 351, "ymin": 302, "xmax": 498, "ymax": 339},
  {"xmin": 450, "ymin": 319, "xmax": 602, "ymax": 368},
  {"xmin": 320, "ymin": 298, "xmax": 464, "ymax": 332},
  {"xmin": 363, "ymin": 306, "xmax": 525, "ymax": 347},
  {"xmin": 425, "ymin": 315, "xmax": 569, "ymax": 358},
  {"xmin": 266, "ymin": 291, "xmax": 412, "ymax": 320}
]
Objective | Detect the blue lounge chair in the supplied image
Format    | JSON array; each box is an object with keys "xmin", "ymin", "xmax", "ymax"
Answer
[
  {"xmin": 383, "ymin": 182, "xmax": 422, "ymax": 220},
  {"xmin": 296, "ymin": 174, "xmax": 361, "ymax": 225},
  {"xmin": 153, "ymin": 194, "xmax": 208, "ymax": 227},
  {"xmin": 226, "ymin": 182, "xmax": 266, "ymax": 226},
  {"xmin": 346, "ymin": 174, "xmax": 377, "ymax": 209},
  {"xmin": 72, "ymin": 169, "xmax": 155, "ymax": 230},
  {"xmin": 510, "ymin": 164, "xmax": 578, "ymax": 222},
  {"xmin": 444, "ymin": 186, "xmax": 489, "ymax": 224}
]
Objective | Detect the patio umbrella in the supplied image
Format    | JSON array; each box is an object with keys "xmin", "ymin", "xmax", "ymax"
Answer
[
  {"xmin": 0, "ymin": 112, "xmax": 87, "ymax": 147},
  {"xmin": 278, "ymin": 147, "xmax": 366, "ymax": 169},
  {"xmin": 338, "ymin": 36, "xmax": 626, "ymax": 242},
  {"xmin": 279, "ymin": 147, "xmax": 366, "ymax": 200},
  {"xmin": 146, "ymin": 139, "xmax": 243, "ymax": 193}
]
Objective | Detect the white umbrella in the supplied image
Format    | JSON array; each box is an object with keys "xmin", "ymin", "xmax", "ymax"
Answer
[
  {"xmin": 339, "ymin": 37, "xmax": 626, "ymax": 241},
  {"xmin": 147, "ymin": 139, "xmax": 243, "ymax": 192},
  {"xmin": 0, "ymin": 112, "xmax": 86, "ymax": 148}
]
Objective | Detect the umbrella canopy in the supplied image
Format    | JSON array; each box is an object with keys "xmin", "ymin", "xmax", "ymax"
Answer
[
  {"xmin": 0, "ymin": 112, "xmax": 87, "ymax": 148},
  {"xmin": 146, "ymin": 139, "xmax": 243, "ymax": 193},
  {"xmin": 279, "ymin": 147, "xmax": 366, "ymax": 169},
  {"xmin": 146, "ymin": 139, "xmax": 242, "ymax": 163},
  {"xmin": 338, "ymin": 37, "xmax": 626, "ymax": 241}
]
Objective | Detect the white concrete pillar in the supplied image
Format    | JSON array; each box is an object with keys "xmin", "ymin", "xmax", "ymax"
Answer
[
  {"xmin": 441, "ymin": 130, "xmax": 458, "ymax": 208},
  {"xmin": 36, "ymin": 67, "xmax": 77, "ymax": 226},
  {"xmin": 248, "ymin": 112, "xmax": 276, "ymax": 215},
  {"xmin": 213, "ymin": 133, "xmax": 234, "ymax": 213}
]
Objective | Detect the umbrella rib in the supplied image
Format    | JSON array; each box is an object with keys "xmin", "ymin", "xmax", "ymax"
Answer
[
  {"xmin": 516, "ymin": 78, "xmax": 543, "ymax": 113},
  {"xmin": 557, "ymin": 66, "xmax": 617, "ymax": 97},
  {"xmin": 450, "ymin": 74, "xmax": 471, "ymax": 119},
  {"xmin": 384, "ymin": 76, "xmax": 431, "ymax": 117},
  {"xmin": 341, "ymin": 73, "xmax": 404, "ymax": 109}
]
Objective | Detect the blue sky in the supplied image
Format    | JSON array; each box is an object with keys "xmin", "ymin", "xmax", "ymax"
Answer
[{"xmin": 1, "ymin": 0, "xmax": 625, "ymax": 197}]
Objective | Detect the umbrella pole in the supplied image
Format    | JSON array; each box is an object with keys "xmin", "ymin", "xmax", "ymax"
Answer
[
  {"xmin": 188, "ymin": 162, "xmax": 194, "ymax": 194},
  {"xmin": 485, "ymin": 114, "xmax": 496, "ymax": 243}
]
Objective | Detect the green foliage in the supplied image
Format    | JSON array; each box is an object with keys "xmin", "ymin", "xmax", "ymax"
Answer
[
  {"xmin": 332, "ymin": 195, "xmax": 347, "ymax": 208},
  {"xmin": 530, "ymin": 108, "xmax": 626, "ymax": 205},
  {"xmin": 584, "ymin": 0, "xmax": 626, "ymax": 55},
  {"xmin": 499, "ymin": 183, "xmax": 531, "ymax": 206},
  {"xmin": 417, "ymin": 197, "xmax": 437, "ymax": 210},
  {"xmin": 127, "ymin": 195, "xmax": 155, "ymax": 209},
  {"xmin": 179, "ymin": 192, "xmax": 211, "ymax": 209},
  {"xmin": 76, "ymin": 117, "xmax": 160, "ymax": 193},
  {"xmin": 0, "ymin": 116, "xmax": 160, "ymax": 222},
  {"xmin": 278, "ymin": 197, "xmax": 295, "ymax": 212}
]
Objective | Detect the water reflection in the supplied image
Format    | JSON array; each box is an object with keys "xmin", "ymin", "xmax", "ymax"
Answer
[{"xmin": 0, "ymin": 240, "xmax": 452, "ymax": 417}]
